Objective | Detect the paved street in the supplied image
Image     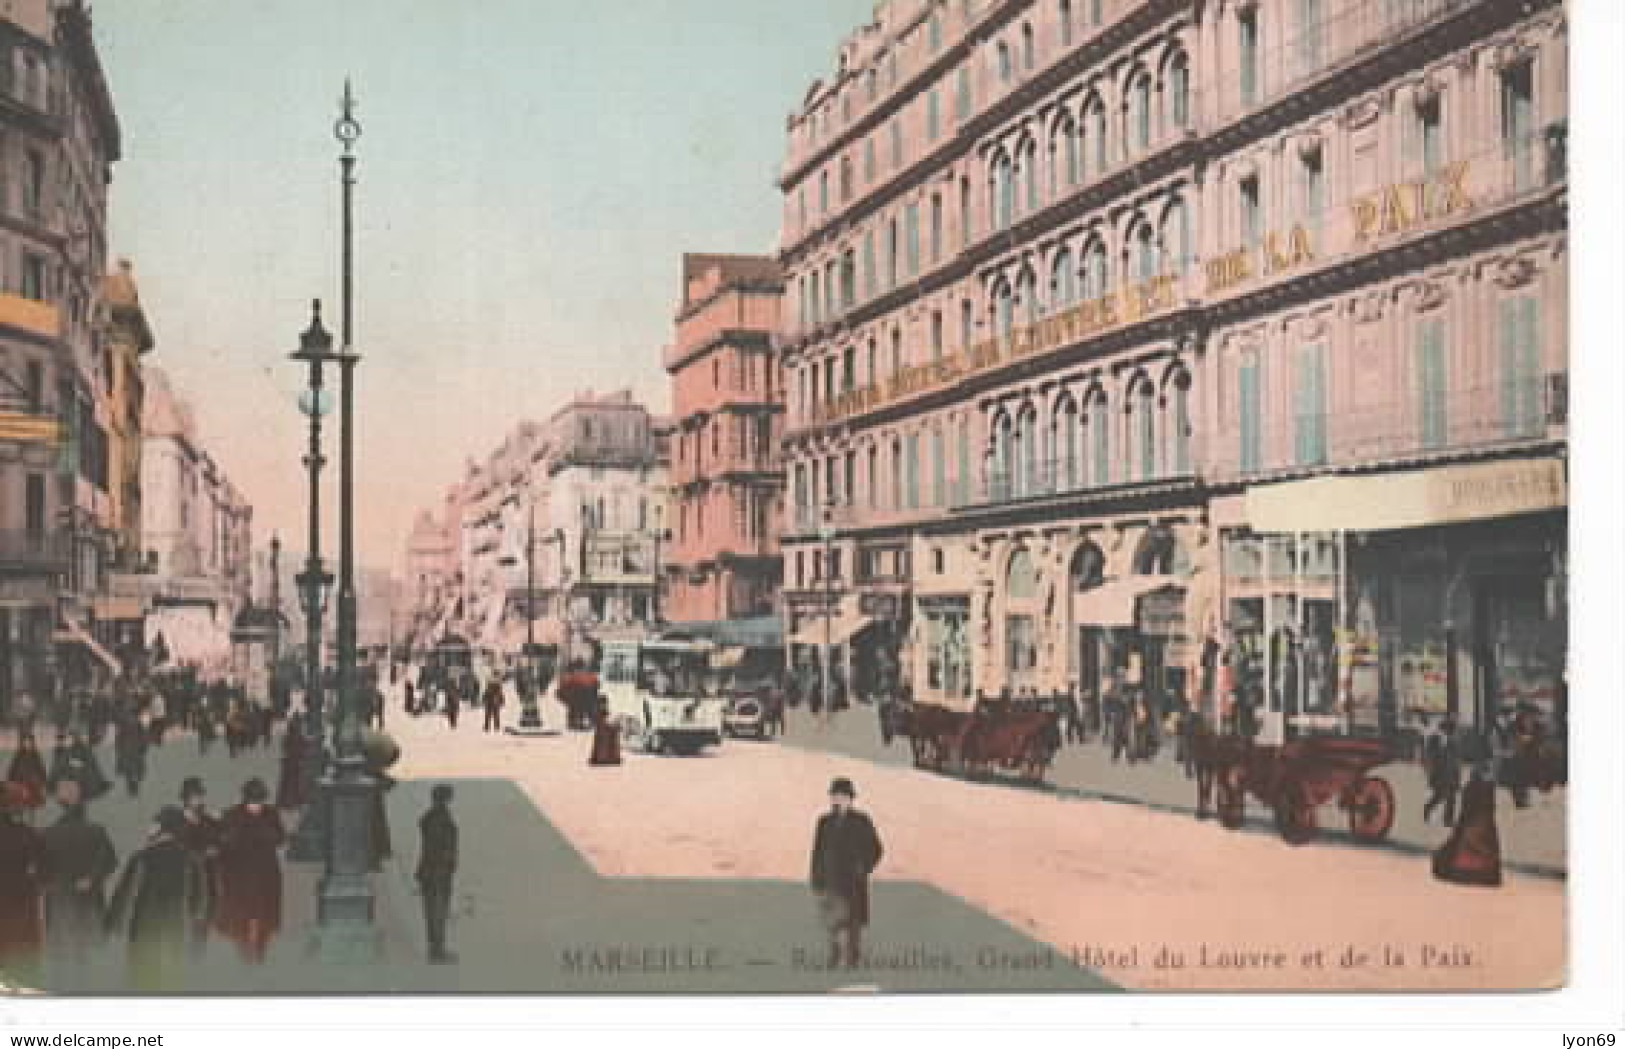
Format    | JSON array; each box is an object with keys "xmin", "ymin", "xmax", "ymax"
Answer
[
  {"xmin": 386, "ymin": 687, "xmax": 1564, "ymax": 992},
  {"xmin": 0, "ymin": 682, "xmax": 1567, "ymax": 993},
  {"xmin": 776, "ymin": 702, "xmax": 1568, "ymax": 875}
]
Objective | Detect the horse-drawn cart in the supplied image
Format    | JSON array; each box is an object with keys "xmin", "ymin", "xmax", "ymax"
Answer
[
  {"xmin": 1206, "ymin": 735, "xmax": 1398, "ymax": 846},
  {"xmin": 901, "ymin": 701, "xmax": 1062, "ymax": 784}
]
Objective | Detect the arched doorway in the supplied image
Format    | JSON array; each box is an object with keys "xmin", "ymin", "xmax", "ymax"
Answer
[
  {"xmin": 1069, "ymin": 542, "xmax": 1108, "ymax": 721},
  {"xmin": 1128, "ymin": 525, "xmax": 1189, "ymax": 724},
  {"xmin": 1002, "ymin": 546, "xmax": 1041, "ymax": 695}
]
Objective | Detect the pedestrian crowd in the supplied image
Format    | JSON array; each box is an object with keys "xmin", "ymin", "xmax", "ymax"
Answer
[{"xmin": 0, "ymin": 767, "xmax": 289, "ymax": 991}]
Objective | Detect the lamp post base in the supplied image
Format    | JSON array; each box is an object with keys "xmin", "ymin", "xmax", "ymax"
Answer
[
  {"xmin": 311, "ymin": 754, "xmax": 380, "ymax": 962},
  {"xmin": 286, "ymin": 748, "xmax": 332, "ymax": 864}
]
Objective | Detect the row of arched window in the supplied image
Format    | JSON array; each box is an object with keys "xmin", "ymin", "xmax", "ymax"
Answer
[
  {"xmin": 986, "ymin": 45, "xmax": 1191, "ymax": 233},
  {"xmin": 986, "ymin": 362, "xmax": 1194, "ymax": 502},
  {"xmin": 984, "ymin": 195, "xmax": 1190, "ymax": 338}
]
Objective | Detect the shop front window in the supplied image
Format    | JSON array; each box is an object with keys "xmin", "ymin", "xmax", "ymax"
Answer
[
  {"xmin": 924, "ymin": 599, "xmax": 973, "ymax": 699},
  {"xmin": 1005, "ymin": 615, "xmax": 1037, "ymax": 679}
]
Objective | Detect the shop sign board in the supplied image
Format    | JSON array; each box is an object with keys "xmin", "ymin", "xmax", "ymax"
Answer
[{"xmin": 1246, "ymin": 457, "xmax": 1565, "ymax": 534}]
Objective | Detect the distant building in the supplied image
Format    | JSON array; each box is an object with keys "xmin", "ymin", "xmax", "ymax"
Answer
[
  {"xmin": 140, "ymin": 367, "xmax": 254, "ymax": 674},
  {"xmin": 663, "ymin": 253, "xmax": 786, "ymax": 631},
  {"xmin": 407, "ymin": 389, "xmax": 670, "ymax": 667}
]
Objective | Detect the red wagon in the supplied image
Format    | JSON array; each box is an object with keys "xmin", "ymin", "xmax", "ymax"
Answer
[{"xmin": 1210, "ymin": 735, "xmax": 1398, "ymax": 846}]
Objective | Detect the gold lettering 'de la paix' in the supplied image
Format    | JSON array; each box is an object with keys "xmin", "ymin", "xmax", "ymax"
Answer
[
  {"xmin": 1205, "ymin": 161, "xmax": 1476, "ymax": 298},
  {"xmin": 1205, "ymin": 225, "xmax": 1316, "ymax": 296}
]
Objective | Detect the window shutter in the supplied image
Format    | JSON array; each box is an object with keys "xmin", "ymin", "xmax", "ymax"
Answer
[
  {"xmin": 862, "ymin": 233, "xmax": 875, "ymax": 299},
  {"xmin": 1401, "ymin": 97, "xmax": 1419, "ymax": 173},
  {"xmin": 1419, "ymin": 319, "xmax": 1448, "ymax": 449},
  {"xmin": 1498, "ymin": 298, "xmax": 1519, "ymax": 437},
  {"xmin": 1519, "ymin": 297, "xmax": 1541, "ymax": 434},
  {"xmin": 1248, "ymin": 362, "xmax": 1261, "ymax": 477}
]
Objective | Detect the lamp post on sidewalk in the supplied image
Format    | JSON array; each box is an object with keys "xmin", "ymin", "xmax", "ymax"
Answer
[
  {"xmin": 819, "ymin": 503, "xmax": 835, "ymax": 721},
  {"xmin": 500, "ymin": 496, "xmax": 556, "ymax": 734},
  {"xmin": 288, "ymin": 303, "xmax": 337, "ymax": 864},
  {"xmin": 313, "ymin": 79, "xmax": 380, "ymax": 953}
]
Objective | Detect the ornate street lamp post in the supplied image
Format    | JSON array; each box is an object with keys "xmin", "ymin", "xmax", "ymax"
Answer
[
  {"xmin": 288, "ymin": 303, "xmax": 336, "ymax": 864},
  {"xmin": 312, "ymin": 80, "xmax": 379, "ymax": 951}
]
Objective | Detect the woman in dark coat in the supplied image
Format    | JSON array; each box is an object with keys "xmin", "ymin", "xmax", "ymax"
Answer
[
  {"xmin": 105, "ymin": 806, "xmax": 208, "ymax": 992},
  {"xmin": 47, "ymin": 730, "xmax": 109, "ymax": 803},
  {"xmin": 112, "ymin": 711, "xmax": 149, "ymax": 798},
  {"xmin": 214, "ymin": 778, "xmax": 285, "ymax": 963},
  {"xmin": 0, "ymin": 783, "xmax": 46, "ymax": 980},
  {"xmin": 6, "ymin": 731, "xmax": 49, "ymax": 814},
  {"xmin": 275, "ymin": 715, "xmax": 309, "ymax": 810},
  {"xmin": 587, "ymin": 695, "xmax": 622, "ymax": 766},
  {"xmin": 1432, "ymin": 766, "xmax": 1503, "ymax": 887}
]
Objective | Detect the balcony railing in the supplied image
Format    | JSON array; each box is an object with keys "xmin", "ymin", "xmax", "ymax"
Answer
[
  {"xmin": 0, "ymin": 529, "xmax": 69, "ymax": 570},
  {"xmin": 1214, "ymin": 377, "xmax": 1562, "ymax": 481},
  {"xmin": 962, "ymin": 456, "xmax": 1197, "ymax": 511}
]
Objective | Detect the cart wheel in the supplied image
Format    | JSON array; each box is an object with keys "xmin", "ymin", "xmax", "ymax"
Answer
[
  {"xmin": 1346, "ymin": 776, "xmax": 1396, "ymax": 843},
  {"xmin": 1274, "ymin": 782, "xmax": 1317, "ymax": 845},
  {"xmin": 1217, "ymin": 765, "xmax": 1247, "ymax": 830}
]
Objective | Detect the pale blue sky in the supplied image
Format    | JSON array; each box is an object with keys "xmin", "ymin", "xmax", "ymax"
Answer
[{"xmin": 96, "ymin": 0, "xmax": 871, "ymax": 571}]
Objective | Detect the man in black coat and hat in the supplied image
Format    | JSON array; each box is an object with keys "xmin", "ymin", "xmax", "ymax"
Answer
[
  {"xmin": 105, "ymin": 806, "xmax": 209, "ymax": 991},
  {"xmin": 40, "ymin": 779, "xmax": 117, "ymax": 970},
  {"xmin": 808, "ymin": 777, "xmax": 883, "ymax": 970},
  {"xmin": 416, "ymin": 783, "xmax": 459, "ymax": 964}
]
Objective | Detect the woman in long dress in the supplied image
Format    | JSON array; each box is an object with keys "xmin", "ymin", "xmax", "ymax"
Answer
[
  {"xmin": 588, "ymin": 695, "xmax": 621, "ymax": 766},
  {"xmin": 214, "ymin": 778, "xmax": 286, "ymax": 963}
]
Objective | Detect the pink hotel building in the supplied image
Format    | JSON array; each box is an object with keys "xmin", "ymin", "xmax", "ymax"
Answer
[
  {"xmin": 776, "ymin": 0, "xmax": 1567, "ymax": 742},
  {"xmin": 664, "ymin": 255, "xmax": 787, "ymax": 628}
]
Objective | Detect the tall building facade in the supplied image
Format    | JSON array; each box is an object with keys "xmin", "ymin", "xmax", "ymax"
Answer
[
  {"xmin": 410, "ymin": 390, "xmax": 670, "ymax": 666},
  {"xmin": 140, "ymin": 367, "xmax": 255, "ymax": 674},
  {"xmin": 777, "ymin": 0, "xmax": 1567, "ymax": 739},
  {"xmin": 0, "ymin": 0, "xmax": 125, "ymax": 711},
  {"xmin": 664, "ymin": 253, "xmax": 786, "ymax": 628},
  {"xmin": 540, "ymin": 389, "xmax": 667, "ymax": 654}
]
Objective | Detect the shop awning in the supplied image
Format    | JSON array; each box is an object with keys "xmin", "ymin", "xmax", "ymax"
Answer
[
  {"xmin": 1245, "ymin": 456, "xmax": 1566, "ymax": 534},
  {"xmin": 1072, "ymin": 575, "xmax": 1182, "ymax": 628},
  {"xmin": 788, "ymin": 612, "xmax": 874, "ymax": 648},
  {"xmin": 92, "ymin": 595, "xmax": 146, "ymax": 622},
  {"xmin": 57, "ymin": 615, "xmax": 122, "ymax": 675}
]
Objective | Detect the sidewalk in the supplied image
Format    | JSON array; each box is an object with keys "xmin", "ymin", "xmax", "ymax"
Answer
[{"xmin": 779, "ymin": 705, "xmax": 1567, "ymax": 876}]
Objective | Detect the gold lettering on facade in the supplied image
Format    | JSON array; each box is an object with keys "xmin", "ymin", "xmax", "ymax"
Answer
[
  {"xmin": 1352, "ymin": 161, "xmax": 1474, "ymax": 245},
  {"xmin": 811, "ymin": 274, "xmax": 1176, "ymax": 426},
  {"xmin": 1205, "ymin": 248, "xmax": 1253, "ymax": 295},
  {"xmin": 1351, "ymin": 197, "xmax": 1380, "ymax": 243},
  {"xmin": 1434, "ymin": 160, "xmax": 1473, "ymax": 217}
]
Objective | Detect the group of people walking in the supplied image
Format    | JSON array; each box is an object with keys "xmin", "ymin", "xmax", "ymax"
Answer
[
  {"xmin": 404, "ymin": 665, "xmax": 509, "ymax": 734},
  {"xmin": 0, "ymin": 772, "xmax": 288, "ymax": 990}
]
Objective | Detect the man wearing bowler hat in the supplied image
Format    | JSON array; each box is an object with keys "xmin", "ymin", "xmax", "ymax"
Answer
[{"xmin": 808, "ymin": 776, "xmax": 883, "ymax": 970}]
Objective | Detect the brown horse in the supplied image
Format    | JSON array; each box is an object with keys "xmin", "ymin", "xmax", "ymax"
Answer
[{"xmin": 1190, "ymin": 721, "xmax": 1255, "ymax": 827}]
